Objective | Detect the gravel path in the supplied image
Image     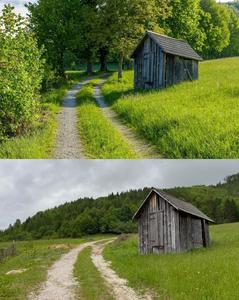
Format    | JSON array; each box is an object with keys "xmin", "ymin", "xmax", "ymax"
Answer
[
  {"xmin": 29, "ymin": 241, "xmax": 96, "ymax": 300},
  {"xmin": 93, "ymin": 80, "xmax": 160, "ymax": 159},
  {"xmin": 54, "ymin": 78, "xmax": 93, "ymax": 159},
  {"xmin": 91, "ymin": 241, "xmax": 152, "ymax": 300}
]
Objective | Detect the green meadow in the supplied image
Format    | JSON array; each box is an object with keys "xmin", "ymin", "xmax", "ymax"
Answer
[
  {"xmin": 104, "ymin": 222, "xmax": 239, "ymax": 300},
  {"xmin": 102, "ymin": 57, "xmax": 239, "ymax": 158}
]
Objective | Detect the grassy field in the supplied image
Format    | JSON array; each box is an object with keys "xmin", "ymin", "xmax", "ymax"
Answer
[
  {"xmin": 0, "ymin": 71, "xmax": 84, "ymax": 159},
  {"xmin": 0, "ymin": 235, "xmax": 112, "ymax": 299},
  {"xmin": 74, "ymin": 246, "xmax": 113, "ymax": 300},
  {"xmin": 102, "ymin": 57, "xmax": 239, "ymax": 158},
  {"xmin": 76, "ymin": 80, "xmax": 137, "ymax": 159},
  {"xmin": 0, "ymin": 239, "xmax": 72, "ymax": 299},
  {"xmin": 104, "ymin": 223, "xmax": 239, "ymax": 300}
]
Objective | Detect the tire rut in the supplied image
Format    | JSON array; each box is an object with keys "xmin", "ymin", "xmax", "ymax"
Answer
[
  {"xmin": 54, "ymin": 78, "xmax": 93, "ymax": 159},
  {"xmin": 91, "ymin": 241, "xmax": 152, "ymax": 300},
  {"xmin": 93, "ymin": 80, "xmax": 161, "ymax": 159}
]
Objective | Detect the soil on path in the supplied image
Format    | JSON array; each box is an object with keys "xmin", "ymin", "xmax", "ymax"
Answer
[
  {"xmin": 91, "ymin": 241, "xmax": 152, "ymax": 300},
  {"xmin": 93, "ymin": 80, "xmax": 160, "ymax": 159},
  {"xmin": 29, "ymin": 241, "xmax": 95, "ymax": 300},
  {"xmin": 54, "ymin": 78, "xmax": 93, "ymax": 159}
]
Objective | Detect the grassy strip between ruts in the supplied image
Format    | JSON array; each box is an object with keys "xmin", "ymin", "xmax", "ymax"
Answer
[
  {"xmin": 74, "ymin": 246, "xmax": 114, "ymax": 300},
  {"xmin": 0, "ymin": 71, "xmax": 85, "ymax": 159},
  {"xmin": 76, "ymin": 79, "xmax": 137, "ymax": 159},
  {"xmin": 104, "ymin": 223, "xmax": 239, "ymax": 300},
  {"xmin": 102, "ymin": 57, "xmax": 239, "ymax": 158}
]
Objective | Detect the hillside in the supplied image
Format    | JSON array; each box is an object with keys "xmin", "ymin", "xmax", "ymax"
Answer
[{"xmin": 1, "ymin": 172, "xmax": 239, "ymax": 242}]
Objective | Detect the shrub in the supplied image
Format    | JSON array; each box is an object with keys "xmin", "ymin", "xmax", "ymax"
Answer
[{"xmin": 0, "ymin": 5, "xmax": 44, "ymax": 141}]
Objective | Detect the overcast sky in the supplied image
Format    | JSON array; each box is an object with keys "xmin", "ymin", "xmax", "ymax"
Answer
[
  {"xmin": 0, "ymin": 160, "xmax": 239, "ymax": 230},
  {"xmin": 0, "ymin": 0, "xmax": 235, "ymax": 16}
]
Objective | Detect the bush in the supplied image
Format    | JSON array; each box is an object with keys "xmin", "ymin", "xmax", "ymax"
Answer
[{"xmin": 0, "ymin": 5, "xmax": 44, "ymax": 141}]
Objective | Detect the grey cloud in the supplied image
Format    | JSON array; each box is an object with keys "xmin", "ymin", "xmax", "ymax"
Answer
[{"xmin": 0, "ymin": 160, "xmax": 239, "ymax": 230}]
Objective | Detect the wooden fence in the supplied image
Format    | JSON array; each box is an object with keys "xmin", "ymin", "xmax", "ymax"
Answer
[{"xmin": 0, "ymin": 242, "xmax": 16, "ymax": 262}]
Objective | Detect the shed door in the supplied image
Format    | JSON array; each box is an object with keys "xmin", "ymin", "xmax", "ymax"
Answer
[{"xmin": 149, "ymin": 211, "xmax": 164, "ymax": 248}]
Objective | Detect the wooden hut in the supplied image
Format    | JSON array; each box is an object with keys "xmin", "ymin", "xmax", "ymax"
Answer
[
  {"xmin": 131, "ymin": 31, "xmax": 203, "ymax": 90},
  {"xmin": 133, "ymin": 189, "xmax": 214, "ymax": 255}
]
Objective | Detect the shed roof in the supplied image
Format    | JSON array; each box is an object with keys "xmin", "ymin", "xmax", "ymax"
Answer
[
  {"xmin": 131, "ymin": 31, "xmax": 203, "ymax": 61},
  {"xmin": 133, "ymin": 189, "xmax": 214, "ymax": 223}
]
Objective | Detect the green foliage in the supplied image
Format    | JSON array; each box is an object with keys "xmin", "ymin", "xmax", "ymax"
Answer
[
  {"xmin": 0, "ymin": 5, "xmax": 44, "ymax": 142},
  {"xmin": 2, "ymin": 172, "xmax": 239, "ymax": 242},
  {"xmin": 0, "ymin": 82, "xmax": 69, "ymax": 158},
  {"xmin": 74, "ymin": 247, "xmax": 114, "ymax": 300},
  {"xmin": 200, "ymin": 0, "xmax": 231, "ymax": 58},
  {"xmin": 27, "ymin": 0, "xmax": 77, "ymax": 77},
  {"xmin": 167, "ymin": 0, "xmax": 206, "ymax": 52},
  {"xmin": 102, "ymin": 58, "xmax": 239, "ymax": 158},
  {"xmin": 104, "ymin": 223, "xmax": 239, "ymax": 300},
  {"xmin": 76, "ymin": 81, "xmax": 137, "ymax": 159}
]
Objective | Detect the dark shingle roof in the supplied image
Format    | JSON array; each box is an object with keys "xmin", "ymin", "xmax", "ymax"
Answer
[
  {"xmin": 131, "ymin": 31, "xmax": 203, "ymax": 61},
  {"xmin": 133, "ymin": 189, "xmax": 214, "ymax": 222}
]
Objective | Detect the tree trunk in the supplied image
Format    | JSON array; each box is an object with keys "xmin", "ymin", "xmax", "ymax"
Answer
[
  {"xmin": 87, "ymin": 58, "xmax": 93, "ymax": 75},
  {"xmin": 118, "ymin": 53, "xmax": 124, "ymax": 81},
  {"xmin": 57, "ymin": 50, "xmax": 66, "ymax": 78},
  {"xmin": 99, "ymin": 48, "xmax": 108, "ymax": 72}
]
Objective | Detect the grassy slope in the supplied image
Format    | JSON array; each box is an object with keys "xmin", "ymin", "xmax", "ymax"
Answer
[
  {"xmin": 74, "ymin": 246, "xmax": 113, "ymax": 300},
  {"xmin": 76, "ymin": 80, "xmax": 137, "ymax": 159},
  {"xmin": 0, "ymin": 71, "xmax": 84, "ymax": 159},
  {"xmin": 102, "ymin": 57, "xmax": 239, "ymax": 158},
  {"xmin": 0, "ymin": 235, "xmax": 112, "ymax": 299},
  {"xmin": 104, "ymin": 223, "xmax": 239, "ymax": 300}
]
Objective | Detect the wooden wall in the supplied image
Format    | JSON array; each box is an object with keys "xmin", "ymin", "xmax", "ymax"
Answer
[
  {"xmin": 134, "ymin": 36, "xmax": 199, "ymax": 91},
  {"xmin": 138, "ymin": 192, "xmax": 210, "ymax": 255}
]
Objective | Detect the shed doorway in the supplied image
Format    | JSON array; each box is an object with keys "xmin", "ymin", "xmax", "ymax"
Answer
[{"xmin": 149, "ymin": 211, "xmax": 164, "ymax": 253}]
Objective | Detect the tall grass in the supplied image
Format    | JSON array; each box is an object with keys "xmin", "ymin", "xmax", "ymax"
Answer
[
  {"xmin": 102, "ymin": 57, "xmax": 239, "ymax": 158},
  {"xmin": 76, "ymin": 80, "xmax": 137, "ymax": 159},
  {"xmin": 104, "ymin": 223, "xmax": 239, "ymax": 300}
]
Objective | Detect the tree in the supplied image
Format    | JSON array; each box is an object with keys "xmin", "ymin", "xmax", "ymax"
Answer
[
  {"xmin": 0, "ymin": 5, "xmax": 44, "ymax": 141},
  {"xmin": 27, "ymin": 0, "xmax": 77, "ymax": 77},
  {"xmin": 103, "ymin": 0, "xmax": 159, "ymax": 80},
  {"xmin": 71, "ymin": 2, "xmax": 100, "ymax": 75},
  {"xmin": 220, "ymin": 6, "xmax": 239, "ymax": 57},
  {"xmin": 200, "ymin": 0, "xmax": 230, "ymax": 58},
  {"xmin": 166, "ymin": 0, "xmax": 205, "ymax": 52},
  {"xmin": 224, "ymin": 199, "xmax": 239, "ymax": 223}
]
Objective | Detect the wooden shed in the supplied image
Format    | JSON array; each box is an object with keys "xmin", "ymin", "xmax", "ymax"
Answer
[
  {"xmin": 131, "ymin": 31, "xmax": 203, "ymax": 90},
  {"xmin": 133, "ymin": 189, "xmax": 214, "ymax": 255}
]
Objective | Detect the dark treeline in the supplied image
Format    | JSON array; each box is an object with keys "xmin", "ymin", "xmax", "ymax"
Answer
[{"xmin": 1, "ymin": 173, "xmax": 239, "ymax": 242}]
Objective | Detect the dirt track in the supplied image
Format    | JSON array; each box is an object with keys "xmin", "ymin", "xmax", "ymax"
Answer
[
  {"xmin": 93, "ymin": 81, "xmax": 160, "ymax": 159},
  {"xmin": 29, "ymin": 239, "xmax": 151, "ymax": 300},
  {"xmin": 91, "ymin": 241, "xmax": 152, "ymax": 300},
  {"xmin": 29, "ymin": 241, "xmax": 96, "ymax": 300},
  {"xmin": 55, "ymin": 78, "xmax": 93, "ymax": 159}
]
